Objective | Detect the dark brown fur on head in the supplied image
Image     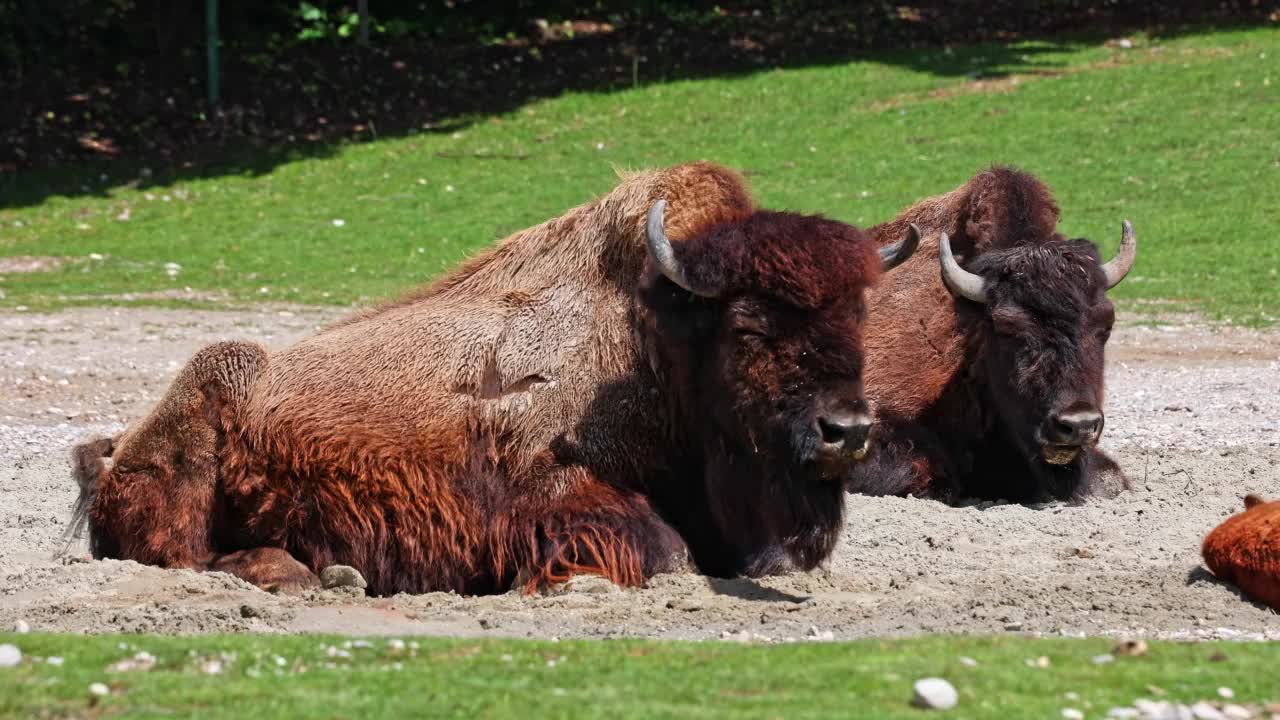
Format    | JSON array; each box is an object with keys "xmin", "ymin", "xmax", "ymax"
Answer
[
  {"xmin": 965, "ymin": 238, "xmax": 1115, "ymax": 500},
  {"xmin": 638, "ymin": 210, "xmax": 880, "ymax": 570}
]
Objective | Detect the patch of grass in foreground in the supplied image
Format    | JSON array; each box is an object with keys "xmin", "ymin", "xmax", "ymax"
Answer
[
  {"xmin": 0, "ymin": 26, "xmax": 1277, "ymax": 322},
  {"xmin": 1, "ymin": 634, "xmax": 1277, "ymax": 719}
]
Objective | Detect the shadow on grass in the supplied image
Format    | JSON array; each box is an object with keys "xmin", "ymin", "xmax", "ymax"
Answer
[{"xmin": 1, "ymin": 1, "xmax": 1272, "ymax": 209}]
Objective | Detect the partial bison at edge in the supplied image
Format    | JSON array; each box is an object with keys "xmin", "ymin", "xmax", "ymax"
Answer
[
  {"xmin": 66, "ymin": 162, "xmax": 917, "ymax": 596},
  {"xmin": 1203, "ymin": 495, "xmax": 1280, "ymax": 613},
  {"xmin": 847, "ymin": 166, "xmax": 1136, "ymax": 503}
]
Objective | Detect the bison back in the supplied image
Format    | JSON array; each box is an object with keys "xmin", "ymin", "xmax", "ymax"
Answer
[{"xmin": 1201, "ymin": 497, "xmax": 1280, "ymax": 612}]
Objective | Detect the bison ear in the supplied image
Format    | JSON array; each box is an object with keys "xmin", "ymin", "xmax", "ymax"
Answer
[{"xmin": 645, "ymin": 200, "xmax": 720, "ymax": 298}]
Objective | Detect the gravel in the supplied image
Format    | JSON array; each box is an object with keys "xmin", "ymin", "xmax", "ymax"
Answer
[{"xmin": 0, "ymin": 308, "xmax": 1278, "ymax": 640}]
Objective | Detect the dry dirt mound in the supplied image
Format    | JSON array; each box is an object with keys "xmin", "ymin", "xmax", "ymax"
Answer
[{"xmin": 2, "ymin": 309, "xmax": 1278, "ymax": 640}]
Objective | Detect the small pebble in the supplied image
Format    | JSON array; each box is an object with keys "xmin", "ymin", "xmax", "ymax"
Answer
[
  {"xmin": 47, "ymin": 657, "xmax": 64, "ymax": 666},
  {"xmin": 911, "ymin": 677, "xmax": 958, "ymax": 710},
  {"xmin": 958, "ymin": 656, "xmax": 978, "ymax": 667},
  {"xmin": 320, "ymin": 565, "xmax": 368, "ymax": 590},
  {"xmin": 1115, "ymin": 639, "xmax": 1149, "ymax": 657},
  {"xmin": 0, "ymin": 644, "xmax": 21, "ymax": 668},
  {"xmin": 1092, "ymin": 653, "xmax": 1116, "ymax": 665},
  {"xmin": 1219, "ymin": 688, "xmax": 1236, "ymax": 700},
  {"xmin": 1063, "ymin": 709, "xmax": 1085, "ymax": 720},
  {"xmin": 1222, "ymin": 705, "xmax": 1251, "ymax": 720},
  {"xmin": 89, "ymin": 682, "xmax": 110, "ymax": 697},
  {"xmin": 1191, "ymin": 702, "xmax": 1226, "ymax": 720},
  {"xmin": 1108, "ymin": 709, "xmax": 1141, "ymax": 719},
  {"xmin": 12, "ymin": 620, "xmax": 29, "ymax": 633}
]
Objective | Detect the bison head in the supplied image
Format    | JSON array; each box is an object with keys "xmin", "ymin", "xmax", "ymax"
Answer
[
  {"xmin": 639, "ymin": 200, "xmax": 916, "ymax": 569},
  {"xmin": 939, "ymin": 222, "xmax": 1136, "ymax": 500}
]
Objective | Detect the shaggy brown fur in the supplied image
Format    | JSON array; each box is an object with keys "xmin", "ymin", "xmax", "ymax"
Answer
[
  {"xmin": 846, "ymin": 166, "xmax": 1130, "ymax": 502},
  {"xmin": 1202, "ymin": 495, "xmax": 1280, "ymax": 613},
  {"xmin": 72, "ymin": 162, "xmax": 886, "ymax": 595}
]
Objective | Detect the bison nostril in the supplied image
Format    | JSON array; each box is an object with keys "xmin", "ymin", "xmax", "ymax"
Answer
[
  {"xmin": 817, "ymin": 416, "xmax": 850, "ymax": 446},
  {"xmin": 1049, "ymin": 410, "xmax": 1103, "ymax": 443},
  {"xmin": 816, "ymin": 413, "xmax": 873, "ymax": 451}
]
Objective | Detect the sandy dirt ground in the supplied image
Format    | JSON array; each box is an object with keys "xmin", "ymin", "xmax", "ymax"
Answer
[{"xmin": 2, "ymin": 307, "xmax": 1278, "ymax": 641}]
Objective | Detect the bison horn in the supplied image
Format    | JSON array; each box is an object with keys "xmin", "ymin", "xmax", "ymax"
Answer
[
  {"xmin": 645, "ymin": 200, "xmax": 717, "ymax": 298},
  {"xmin": 938, "ymin": 231, "xmax": 988, "ymax": 303},
  {"xmin": 879, "ymin": 223, "xmax": 921, "ymax": 272},
  {"xmin": 1101, "ymin": 220, "xmax": 1137, "ymax": 290}
]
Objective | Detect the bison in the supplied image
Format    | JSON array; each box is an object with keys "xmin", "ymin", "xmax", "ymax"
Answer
[
  {"xmin": 1202, "ymin": 495, "xmax": 1280, "ymax": 613},
  {"xmin": 844, "ymin": 166, "xmax": 1135, "ymax": 503},
  {"xmin": 67, "ymin": 162, "xmax": 918, "ymax": 595}
]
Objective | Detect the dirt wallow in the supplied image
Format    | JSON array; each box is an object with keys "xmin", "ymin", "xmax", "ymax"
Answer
[{"xmin": 2, "ymin": 308, "xmax": 1278, "ymax": 639}]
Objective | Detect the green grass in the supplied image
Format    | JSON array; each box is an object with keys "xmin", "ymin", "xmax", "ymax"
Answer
[
  {"xmin": 2, "ymin": 633, "xmax": 1277, "ymax": 719},
  {"xmin": 1, "ymin": 26, "xmax": 1277, "ymax": 321}
]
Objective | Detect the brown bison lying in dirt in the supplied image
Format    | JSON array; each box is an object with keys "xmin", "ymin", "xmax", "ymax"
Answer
[
  {"xmin": 845, "ymin": 166, "xmax": 1135, "ymax": 503},
  {"xmin": 1202, "ymin": 495, "xmax": 1280, "ymax": 613},
  {"xmin": 67, "ymin": 162, "xmax": 918, "ymax": 595}
]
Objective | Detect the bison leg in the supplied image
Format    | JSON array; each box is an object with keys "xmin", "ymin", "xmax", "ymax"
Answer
[
  {"xmin": 503, "ymin": 479, "xmax": 687, "ymax": 593},
  {"xmin": 211, "ymin": 547, "xmax": 320, "ymax": 594},
  {"xmin": 76, "ymin": 340, "xmax": 268, "ymax": 569},
  {"xmin": 844, "ymin": 425, "xmax": 952, "ymax": 499}
]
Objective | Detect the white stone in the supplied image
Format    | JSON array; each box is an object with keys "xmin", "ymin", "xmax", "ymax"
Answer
[
  {"xmin": 0, "ymin": 644, "xmax": 21, "ymax": 668},
  {"xmin": 1219, "ymin": 689, "xmax": 1236, "ymax": 700},
  {"xmin": 89, "ymin": 682, "xmax": 110, "ymax": 697},
  {"xmin": 12, "ymin": 620, "xmax": 29, "ymax": 633},
  {"xmin": 912, "ymin": 677, "xmax": 958, "ymax": 710},
  {"xmin": 1064, "ymin": 709, "xmax": 1085, "ymax": 719},
  {"xmin": 1192, "ymin": 703, "xmax": 1227, "ymax": 720},
  {"xmin": 1221, "ymin": 705, "xmax": 1251, "ymax": 720},
  {"xmin": 320, "ymin": 565, "xmax": 367, "ymax": 590}
]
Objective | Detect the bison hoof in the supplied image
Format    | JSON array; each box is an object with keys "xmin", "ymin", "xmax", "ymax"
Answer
[
  {"xmin": 212, "ymin": 547, "xmax": 320, "ymax": 594},
  {"xmin": 320, "ymin": 564, "xmax": 368, "ymax": 592}
]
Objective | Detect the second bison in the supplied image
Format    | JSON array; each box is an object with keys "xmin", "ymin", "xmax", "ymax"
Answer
[{"xmin": 847, "ymin": 166, "xmax": 1136, "ymax": 503}]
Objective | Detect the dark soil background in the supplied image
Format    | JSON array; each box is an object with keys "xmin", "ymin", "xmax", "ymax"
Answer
[{"xmin": 2, "ymin": 0, "xmax": 1275, "ymax": 174}]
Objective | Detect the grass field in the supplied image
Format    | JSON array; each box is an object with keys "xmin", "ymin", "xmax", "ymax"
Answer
[
  {"xmin": 2, "ymin": 633, "xmax": 1278, "ymax": 719},
  {"xmin": 0, "ymin": 26, "xmax": 1276, "ymax": 321}
]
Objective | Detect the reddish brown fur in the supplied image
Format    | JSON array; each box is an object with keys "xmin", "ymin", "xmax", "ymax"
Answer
[
  {"xmin": 73, "ymin": 162, "xmax": 884, "ymax": 594},
  {"xmin": 1202, "ymin": 496, "xmax": 1280, "ymax": 612},
  {"xmin": 848, "ymin": 166, "xmax": 1128, "ymax": 502}
]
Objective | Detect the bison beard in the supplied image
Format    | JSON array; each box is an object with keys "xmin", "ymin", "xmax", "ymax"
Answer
[{"xmin": 69, "ymin": 162, "xmax": 893, "ymax": 595}]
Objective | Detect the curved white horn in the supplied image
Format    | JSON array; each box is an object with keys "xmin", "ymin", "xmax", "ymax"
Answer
[
  {"xmin": 879, "ymin": 223, "xmax": 921, "ymax": 272},
  {"xmin": 938, "ymin": 231, "xmax": 988, "ymax": 303},
  {"xmin": 645, "ymin": 200, "xmax": 717, "ymax": 297},
  {"xmin": 1102, "ymin": 220, "xmax": 1137, "ymax": 290}
]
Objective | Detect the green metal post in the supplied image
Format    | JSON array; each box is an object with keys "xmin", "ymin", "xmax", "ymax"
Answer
[{"xmin": 206, "ymin": 0, "xmax": 220, "ymax": 105}]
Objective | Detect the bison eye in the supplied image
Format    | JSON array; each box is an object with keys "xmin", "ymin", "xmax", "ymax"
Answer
[{"xmin": 732, "ymin": 316, "xmax": 770, "ymax": 338}]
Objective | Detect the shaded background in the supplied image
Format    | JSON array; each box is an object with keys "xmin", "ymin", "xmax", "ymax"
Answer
[{"xmin": 3, "ymin": 0, "xmax": 1274, "ymax": 175}]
